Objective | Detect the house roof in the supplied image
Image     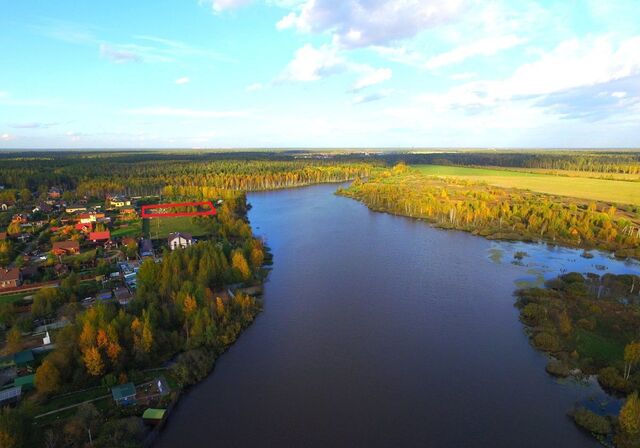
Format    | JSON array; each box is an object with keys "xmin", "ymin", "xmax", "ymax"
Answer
[
  {"xmin": 52, "ymin": 240, "xmax": 80, "ymax": 251},
  {"xmin": 111, "ymin": 382, "xmax": 136, "ymax": 400},
  {"xmin": 0, "ymin": 386, "xmax": 21, "ymax": 403},
  {"xmin": 13, "ymin": 350, "xmax": 34, "ymax": 365},
  {"xmin": 142, "ymin": 408, "xmax": 166, "ymax": 420},
  {"xmin": 168, "ymin": 232, "xmax": 193, "ymax": 242},
  {"xmin": 90, "ymin": 231, "xmax": 111, "ymax": 241},
  {"xmin": 0, "ymin": 268, "xmax": 21, "ymax": 282},
  {"xmin": 14, "ymin": 374, "xmax": 35, "ymax": 387}
]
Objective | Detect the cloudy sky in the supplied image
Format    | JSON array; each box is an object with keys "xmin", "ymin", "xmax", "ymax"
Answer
[{"xmin": 1, "ymin": 0, "xmax": 640, "ymax": 149}]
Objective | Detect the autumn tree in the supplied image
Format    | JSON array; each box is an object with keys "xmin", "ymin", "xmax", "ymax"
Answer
[
  {"xmin": 231, "ymin": 250, "xmax": 251, "ymax": 282},
  {"xmin": 620, "ymin": 392, "xmax": 640, "ymax": 436},
  {"xmin": 82, "ymin": 346, "xmax": 104, "ymax": 376},
  {"xmin": 35, "ymin": 359, "xmax": 62, "ymax": 396},
  {"xmin": 624, "ymin": 341, "xmax": 640, "ymax": 380}
]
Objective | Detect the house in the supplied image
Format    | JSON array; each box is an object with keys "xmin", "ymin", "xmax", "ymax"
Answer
[
  {"xmin": 89, "ymin": 231, "xmax": 111, "ymax": 242},
  {"xmin": 0, "ymin": 386, "xmax": 22, "ymax": 407},
  {"xmin": 139, "ymin": 239, "xmax": 154, "ymax": 257},
  {"xmin": 168, "ymin": 232, "xmax": 194, "ymax": 251},
  {"xmin": 0, "ymin": 232, "xmax": 6, "ymax": 241},
  {"xmin": 11, "ymin": 214, "xmax": 28, "ymax": 224},
  {"xmin": 114, "ymin": 286, "xmax": 132, "ymax": 305},
  {"xmin": 75, "ymin": 222, "xmax": 93, "ymax": 233},
  {"xmin": 48, "ymin": 187, "xmax": 62, "ymax": 199},
  {"xmin": 13, "ymin": 374, "xmax": 35, "ymax": 391},
  {"xmin": 13, "ymin": 350, "xmax": 34, "ymax": 368},
  {"xmin": 66, "ymin": 205, "xmax": 87, "ymax": 214},
  {"xmin": 119, "ymin": 207, "xmax": 138, "ymax": 220},
  {"xmin": 143, "ymin": 408, "xmax": 166, "ymax": 425},
  {"xmin": 52, "ymin": 240, "xmax": 80, "ymax": 256},
  {"xmin": 0, "ymin": 268, "xmax": 22, "ymax": 289},
  {"xmin": 78, "ymin": 212, "xmax": 105, "ymax": 224},
  {"xmin": 109, "ymin": 195, "xmax": 131, "ymax": 208},
  {"xmin": 111, "ymin": 382, "xmax": 137, "ymax": 406},
  {"xmin": 54, "ymin": 263, "xmax": 69, "ymax": 277}
]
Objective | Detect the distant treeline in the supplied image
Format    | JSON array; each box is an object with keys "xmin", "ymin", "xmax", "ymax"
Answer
[
  {"xmin": 0, "ymin": 151, "xmax": 373, "ymax": 197},
  {"xmin": 378, "ymin": 152, "xmax": 640, "ymax": 174}
]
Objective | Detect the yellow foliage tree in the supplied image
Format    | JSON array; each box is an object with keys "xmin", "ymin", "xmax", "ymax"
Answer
[
  {"xmin": 82, "ymin": 346, "xmax": 104, "ymax": 376},
  {"xmin": 35, "ymin": 359, "xmax": 61, "ymax": 395},
  {"xmin": 620, "ymin": 392, "xmax": 640, "ymax": 435},
  {"xmin": 232, "ymin": 250, "xmax": 251, "ymax": 282}
]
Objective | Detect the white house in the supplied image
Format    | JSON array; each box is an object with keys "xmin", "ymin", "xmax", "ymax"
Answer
[{"xmin": 167, "ymin": 232, "xmax": 194, "ymax": 251}]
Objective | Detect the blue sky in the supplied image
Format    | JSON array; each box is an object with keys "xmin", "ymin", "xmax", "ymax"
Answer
[{"xmin": 1, "ymin": 0, "xmax": 639, "ymax": 149}]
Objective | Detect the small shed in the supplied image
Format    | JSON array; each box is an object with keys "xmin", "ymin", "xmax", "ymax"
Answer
[
  {"xmin": 0, "ymin": 386, "xmax": 22, "ymax": 406},
  {"xmin": 14, "ymin": 374, "xmax": 35, "ymax": 391},
  {"xmin": 142, "ymin": 408, "xmax": 166, "ymax": 425},
  {"xmin": 111, "ymin": 382, "xmax": 137, "ymax": 406},
  {"xmin": 13, "ymin": 350, "xmax": 34, "ymax": 367}
]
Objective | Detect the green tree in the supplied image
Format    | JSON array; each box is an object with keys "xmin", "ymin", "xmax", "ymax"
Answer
[{"xmin": 624, "ymin": 342, "xmax": 640, "ymax": 380}]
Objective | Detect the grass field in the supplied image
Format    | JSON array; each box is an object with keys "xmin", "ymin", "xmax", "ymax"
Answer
[
  {"xmin": 575, "ymin": 329, "xmax": 625, "ymax": 365},
  {"xmin": 111, "ymin": 219, "xmax": 143, "ymax": 238},
  {"xmin": 146, "ymin": 216, "xmax": 210, "ymax": 240},
  {"xmin": 415, "ymin": 165, "xmax": 640, "ymax": 206},
  {"xmin": 0, "ymin": 291, "xmax": 33, "ymax": 304}
]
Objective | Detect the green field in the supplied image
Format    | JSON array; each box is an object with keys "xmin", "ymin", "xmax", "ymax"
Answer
[
  {"xmin": 415, "ymin": 165, "xmax": 640, "ymax": 206},
  {"xmin": 0, "ymin": 291, "xmax": 33, "ymax": 304},
  {"xmin": 575, "ymin": 329, "xmax": 625, "ymax": 365},
  {"xmin": 111, "ymin": 220, "xmax": 143, "ymax": 238},
  {"xmin": 146, "ymin": 216, "xmax": 210, "ymax": 240}
]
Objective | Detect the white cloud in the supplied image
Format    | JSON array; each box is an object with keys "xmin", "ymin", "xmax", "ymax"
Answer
[
  {"xmin": 202, "ymin": 0, "xmax": 253, "ymax": 12},
  {"xmin": 1, "ymin": 133, "xmax": 12, "ymax": 141},
  {"xmin": 99, "ymin": 44, "xmax": 141, "ymax": 64},
  {"xmin": 245, "ymin": 83, "xmax": 264, "ymax": 92},
  {"xmin": 352, "ymin": 67, "xmax": 392, "ymax": 90},
  {"xmin": 127, "ymin": 107, "xmax": 248, "ymax": 118},
  {"xmin": 612, "ymin": 91, "xmax": 627, "ymax": 98},
  {"xmin": 277, "ymin": 0, "xmax": 467, "ymax": 48},
  {"xmin": 451, "ymin": 72, "xmax": 476, "ymax": 81},
  {"xmin": 175, "ymin": 76, "xmax": 191, "ymax": 85},
  {"xmin": 279, "ymin": 44, "xmax": 345, "ymax": 81},
  {"xmin": 420, "ymin": 35, "xmax": 640, "ymax": 110},
  {"xmin": 425, "ymin": 35, "xmax": 526, "ymax": 69}
]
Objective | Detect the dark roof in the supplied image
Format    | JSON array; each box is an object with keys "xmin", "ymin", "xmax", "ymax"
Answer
[
  {"xmin": 111, "ymin": 382, "xmax": 136, "ymax": 400},
  {"xmin": 13, "ymin": 350, "xmax": 34, "ymax": 365},
  {"xmin": 52, "ymin": 240, "xmax": 80, "ymax": 251},
  {"xmin": 0, "ymin": 386, "xmax": 22, "ymax": 403},
  {"xmin": 0, "ymin": 268, "xmax": 21, "ymax": 282}
]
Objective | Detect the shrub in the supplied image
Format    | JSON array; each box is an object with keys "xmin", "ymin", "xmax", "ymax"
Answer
[
  {"xmin": 546, "ymin": 360, "xmax": 570, "ymax": 377},
  {"xmin": 598, "ymin": 367, "xmax": 631, "ymax": 393},
  {"xmin": 533, "ymin": 332, "xmax": 560, "ymax": 352},
  {"xmin": 572, "ymin": 407, "xmax": 611, "ymax": 434}
]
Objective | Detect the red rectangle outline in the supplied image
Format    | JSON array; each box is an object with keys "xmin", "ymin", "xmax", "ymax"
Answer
[{"xmin": 141, "ymin": 201, "xmax": 217, "ymax": 218}]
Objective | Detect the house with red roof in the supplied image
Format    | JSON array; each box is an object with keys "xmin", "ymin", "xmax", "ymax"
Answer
[{"xmin": 89, "ymin": 231, "xmax": 111, "ymax": 242}]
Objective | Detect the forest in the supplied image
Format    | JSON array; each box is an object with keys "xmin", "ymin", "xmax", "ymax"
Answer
[
  {"xmin": 516, "ymin": 273, "xmax": 640, "ymax": 447},
  {"xmin": 339, "ymin": 164, "xmax": 640, "ymax": 259}
]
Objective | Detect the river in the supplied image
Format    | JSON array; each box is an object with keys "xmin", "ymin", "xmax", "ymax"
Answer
[{"xmin": 157, "ymin": 183, "xmax": 639, "ymax": 447}]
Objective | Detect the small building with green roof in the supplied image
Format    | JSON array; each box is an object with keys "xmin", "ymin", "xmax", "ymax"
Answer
[
  {"xmin": 14, "ymin": 374, "xmax": 35, "ymax": 391},
  {"xmin": 111, "ymin": 382, "xmax": 137, "ymax": 406},
  {"xmin": 142, "ymin": 408, "xmax": 166, "ymax": 425},
  {"xmin": 13, "ymin": 350, "xmax": 34, "ymax": 367}
]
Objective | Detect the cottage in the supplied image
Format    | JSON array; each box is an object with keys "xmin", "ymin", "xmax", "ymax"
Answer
[
  {"xmin": 52, "ymin": 240, "xmax": 80, "ymax": 256},
  {"xmin": 109, "ymin": 195, "xmax": 131, "ymax": 208},
  {"xmin": 143, "ymin": 408, "xmax": 166, "ymax": 425},
  {"xmin": 13, "ymin": 350, "xmax": 34, "ymax": 368},
  {"xmin": 168, "ymin": 232, "xmax": 194, "ymax": 251},
  {"xmin": 89, "ymin": 231, "xmax": 111, "ymax": 242},
  {"xmin": 139, "ymin": 239, "xmax": 154, "ymax": 257},
  {"xmin": 75, "ymin": 222, "xmax": 93, "ymax": 233},
  {"xmin": 0, "ymin": 386, "xmax": 22, "ymax": 407},
  {"xmin": 66, "ymin": 205, "xmax": 87, "ymax": 214},
  {"xmin": 0, "ymin": 268, "xmax": 22, "ymax": 289},
  {"xmin": 13, "ymin": 374, "xmax": 35, "ymax": 391},
  {"xmin": 114, "ymin": 286, "xmax": 133, "ymax": 305},
  {"xmin": 79, "ymin": 212, "xmax": 105, "ymax": 224},
  {"xmin": 111, "ymin": 382, "xmax": 137, "ymax": 406},
  {"xmin": 48, "ymin": 187, "xmax": 62, "ymax": 199},
  {"xmin": 119, "ymin": 207, "xmax": 138, "ymax": 220}
]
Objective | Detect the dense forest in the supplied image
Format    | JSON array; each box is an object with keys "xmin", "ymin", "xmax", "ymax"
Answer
[
  {"xmin": 339, "ymin": 164, "xmax": 640, "ymax": 259},
  {"xmin": 379, "ymin": 151, "xmax": 640, "ymax": 175},
  {"xmin": 0, "ymin": 152, "xmax": 373, "ymax": 197},
  {"xmin": 516, "ymin": 273, "xmax": 640, "ymax": 447}
]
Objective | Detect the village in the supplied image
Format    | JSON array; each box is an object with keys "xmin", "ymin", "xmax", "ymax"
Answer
[{"xmin": 0, "ymin": 186, "xmax": 217, "ymax": 438}]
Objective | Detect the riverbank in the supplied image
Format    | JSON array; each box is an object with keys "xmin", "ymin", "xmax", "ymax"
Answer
[
  {"xmin": 337, "ymin": 165, "xmax": 640, "ymax": 260},
  {"xmin": 516, "ymin": 273, "xmax": 640, "ymax": 447}
]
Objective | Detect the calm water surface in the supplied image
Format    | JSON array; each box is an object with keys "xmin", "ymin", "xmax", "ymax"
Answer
[{"xmin": 157, "ymin": 183, "xmax": 638, "ymax": 448}]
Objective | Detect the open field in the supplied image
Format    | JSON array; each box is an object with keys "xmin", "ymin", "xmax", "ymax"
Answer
[
  {"xmin": 146, "ymin": 216, "xmax": 210, "ymax": 240},
  {"xmin": 0, "ymin": 291, "xmax": 33, "ymax": 304},
  {"xmin": 415, "ymin": 165, "xmax": 640, "ymax": 206}
]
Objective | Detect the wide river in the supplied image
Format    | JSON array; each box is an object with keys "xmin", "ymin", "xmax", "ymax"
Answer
[{"xmin": 158, "ymin": 183, "xmax": 639, "ymax": 447}]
